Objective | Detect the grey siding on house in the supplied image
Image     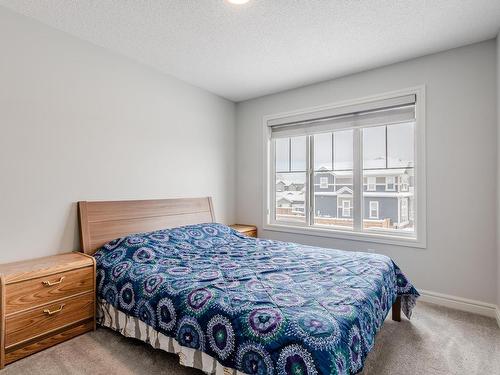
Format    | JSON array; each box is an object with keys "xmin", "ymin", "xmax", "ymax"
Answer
[
  {"xmin": 314, "ymin": 195, "xmax": 337, "ymax": 217},
  {"xmin": 315, "ymin": 195, "xmax": 399, "ymax": 223},
  {"xmin": 363, "ymin": 197, "xmax": 398, "ymax": 223}
]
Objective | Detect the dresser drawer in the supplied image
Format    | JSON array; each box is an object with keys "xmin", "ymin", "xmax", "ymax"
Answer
[
  {"xmin": 5, "ymin": 321, "xmax": 94, "ymax": 365},
  {"xmin": 5, "ymin": 292, "xmax": 94, "ymax": 348},
  {"xmin": 5, "ymin": 266, "xmax": 94, "ymax": 315}
]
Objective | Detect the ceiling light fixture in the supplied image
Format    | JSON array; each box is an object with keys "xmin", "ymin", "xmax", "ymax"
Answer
[{"xmin": 226, "ymin": 0, "xmax": 250, "ymax": 4}]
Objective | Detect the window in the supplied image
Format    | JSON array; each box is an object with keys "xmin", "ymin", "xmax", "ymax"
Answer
[
  {"xmin": 369, "ymin": 201, "xmax": 379, "ymax": 219},
  {"xmin": 319, "ymin": 177, "xmax": 328, "ymax": 189},
  {"xmin": 314, "ymin": 130, "xmax": 354, "ymax": 229},
  {"xmin": 265, "ymin": 88, "xmax": 426, "ymax": 247},
  {"xmin": 342, "ymin": 200, "xmax": 351, "ymax": 217},
  {"xmin": 386, "ymin": 176, "xmax": 395, "ymax": 191},
  {"xmin": 274, "ymin": 136, "xmax": 306, "ymax": 223},
  {"xmin": 367, "ymin": 177, "xmax": 376, "ymax": 191}
]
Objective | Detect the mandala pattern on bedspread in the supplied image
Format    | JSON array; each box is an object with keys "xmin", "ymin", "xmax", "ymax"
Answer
[{"xmin": 95, "ymin": 223, "xmax": 419, "ymax": 375}]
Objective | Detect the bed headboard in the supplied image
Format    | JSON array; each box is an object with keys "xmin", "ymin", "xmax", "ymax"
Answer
[{"xmin": 78, "ymin": 197, "xmax": 215, "ymax": 255}]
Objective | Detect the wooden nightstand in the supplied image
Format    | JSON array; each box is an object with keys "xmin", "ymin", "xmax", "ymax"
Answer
[
  {"xmin": 0, "ymin": 252, "xmax": 95, "ymax": 368},
  {"xmin": 230, "ymin": 224, "xmax": 258, "ymax": 238}
]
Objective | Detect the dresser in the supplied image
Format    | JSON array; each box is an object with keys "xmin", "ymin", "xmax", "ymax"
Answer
[
  {"xmin": 0, "ymin": 252, "xmax": 95, "ymax": 368},
  {"xmin": 230, "ymin": 224, "xmax": 258, "ymax": 237}
]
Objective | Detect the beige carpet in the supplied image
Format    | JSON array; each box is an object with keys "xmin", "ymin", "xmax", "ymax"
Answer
[{"xmin": 4, "ymin": 302, "xmax": 500, "ymax": 375}]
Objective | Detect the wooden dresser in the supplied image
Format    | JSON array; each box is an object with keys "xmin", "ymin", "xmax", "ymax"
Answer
[
  {"xmin": 0, "ymin": 252, "xmax": 95, "ymax": 368},
  {"xmin": 230, "ymin": 224, "xmax": 258, "ymax": 238}
]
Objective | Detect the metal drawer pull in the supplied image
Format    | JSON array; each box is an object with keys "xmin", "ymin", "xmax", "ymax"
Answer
[
  {"xmin": 42, "ymin": 276, "xmax": 65, "ymax": 286},
  {"xmin": 43, "ymin": 304, "xmax": 65, "ymax": 316}
]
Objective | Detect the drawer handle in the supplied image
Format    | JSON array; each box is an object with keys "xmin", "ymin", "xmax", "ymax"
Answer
[
  {"xmin": 43, "ymin": 304, "xmax": 65, "ymax": 316},
  {"xmin": 42, "ymin": 276, "xmax": 65, "ymax": 286}
]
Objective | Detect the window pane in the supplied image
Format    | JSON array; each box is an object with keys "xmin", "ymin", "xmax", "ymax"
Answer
[
  {"xmin": 386, "ymin": 176, "xmax": 395, "ymax": 191},
  {"xmin": 363, "ymin": 126, "xmax": 386, "ymax": 169},
  {"xmin": 362, "ymin": 121, "xmax": 415, "ymax": 235},
  {"xmin": 334, "ymin": 130, "xmax": 353, "ymax": 170},
  {"xmin": 290, "ymin": 136, "xmax": 306, "ymax": 171},
  {"xmin": 314, "ymin": 128, "xmax": 353, "ymax": 230},
  {"xmin": 367, "ymin": 177, "xmax": 376, "ymax": 191},
  {"xmin": 275, "ymin": 138, "xmax": 289, "ymax": 172},
  {"xmin": 387, "ymin": 122, "xmax": 414, "ymax": 168},
  {"xmin": 314, "ymin": 133, "xmax": 332, "ymax": 171},
  {"xmin": 275, "ymin": 172, "xmax": 306, "ymax": 223}
]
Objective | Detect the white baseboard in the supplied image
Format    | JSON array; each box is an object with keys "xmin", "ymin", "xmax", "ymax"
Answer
[{"xmin": 419, "ymin": 289, "xmax": 498, "ymax": 324}]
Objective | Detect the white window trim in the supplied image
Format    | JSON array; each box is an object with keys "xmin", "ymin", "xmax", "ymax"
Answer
[
  {"xmin": 319, "ymin": 177, "xmax": 328, "ymax": 189},
  {"xmin": 342, "ymin": 200, "xmax": 351, "ymax": 217},
  {"xmin": 262, "ymin": 86, "xmax": 427, "ymax": 248},
  {"xmin": 367, "ymin": 177, "xmax": 376, "ymax": 191},
  {"xmin": 369, "ymin": 201, "xmax": 379, "ymax": 219},
  {"xmin": 385, "ymin": 176, "xmax": 396, "ymax": 191}
]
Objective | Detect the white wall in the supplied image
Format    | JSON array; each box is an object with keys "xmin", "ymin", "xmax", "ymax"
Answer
[
  {"xmin": 0, "ymin": 7, "xmax": 236, "ymax": 263},
  {"xmin": 236, "ymin": 40, "xmax": 498, "ymax": 304}
]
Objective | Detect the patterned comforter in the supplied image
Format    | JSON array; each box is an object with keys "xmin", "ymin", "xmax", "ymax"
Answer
[{"xmin": 95, "ymin": 223, "xmax": 419, "ymax": 375}]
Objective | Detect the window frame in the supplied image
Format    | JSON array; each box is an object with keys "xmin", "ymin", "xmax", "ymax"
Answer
[
  {"xmin": 319, "ymin": 176, "xmax": 328, "ymax": 189},
  {"xmin": 385, "ymin": 176, "xmax": 396, "ymax": 191},
  {"xmin": 342, "ymin": 199, "xmax": 352, "ymax": 217},
  {"xmin": 263, "ymin": 86, "xmax": 427, "ymax": 248},
  {"xmin": 369, "ymin": 201, "xmax": 379, "ymax": 219},
  {"xmin": 367, "ymin": 177, "xmax": 376, "ymax": 191}
]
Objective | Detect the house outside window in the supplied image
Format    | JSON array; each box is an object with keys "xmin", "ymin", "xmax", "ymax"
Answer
[{"xmin": 265, "ymin": 87, "xmax": 426, "ymax": 247}]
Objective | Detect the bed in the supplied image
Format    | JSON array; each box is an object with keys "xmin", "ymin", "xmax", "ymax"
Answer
[{"xmin": 78, "ymin": 197, "xmax": 419, "ymax": 375}]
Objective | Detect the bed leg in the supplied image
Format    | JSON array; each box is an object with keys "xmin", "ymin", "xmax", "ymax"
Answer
[{"xmin": 392, "ymin": 296, "xmax": 401, "ymax": 322}]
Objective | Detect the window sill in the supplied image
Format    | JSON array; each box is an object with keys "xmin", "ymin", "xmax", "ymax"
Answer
[{"xmin": 262, "ymin": 222, "xmax": 426, "ymax": 248}]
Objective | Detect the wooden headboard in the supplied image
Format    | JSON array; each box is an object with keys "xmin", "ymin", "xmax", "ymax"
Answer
[{"xmin": 78, "ymin": 197, "xmax": 215, "ymax": 255}]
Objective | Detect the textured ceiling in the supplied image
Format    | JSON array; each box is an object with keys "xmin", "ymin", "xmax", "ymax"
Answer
[{"xmin": 1, "ymin": 1, "xmax": 500, "ymax": 101}]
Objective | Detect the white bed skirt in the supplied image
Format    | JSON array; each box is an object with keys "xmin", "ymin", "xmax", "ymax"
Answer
[{"xmin": 97, "ymin": 299, "xmax": 246, "ymax": 375}]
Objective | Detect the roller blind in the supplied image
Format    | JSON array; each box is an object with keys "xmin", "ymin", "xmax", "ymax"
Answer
[{"xmin": 269, "ymin": 94, "xmax": 416, "ymax": 138}]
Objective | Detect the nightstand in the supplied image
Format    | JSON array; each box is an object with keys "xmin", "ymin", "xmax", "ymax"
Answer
[
  {"xmin": 0, "ymin": 252, "xmax": 95, "ymax": 368},
  {"xmin": 230, "ymin": 224, "xmax": 258, "ymax": 238}
]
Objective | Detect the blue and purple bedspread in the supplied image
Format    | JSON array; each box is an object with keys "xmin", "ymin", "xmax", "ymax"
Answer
[{"xmin": 95, "ymin": 223, "xmax": 419, "ymax": 375}]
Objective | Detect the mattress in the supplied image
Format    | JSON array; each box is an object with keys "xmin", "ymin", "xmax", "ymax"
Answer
[{"xmin": 95, "ymin": 223, "xmax": 419, "ymax": 375}]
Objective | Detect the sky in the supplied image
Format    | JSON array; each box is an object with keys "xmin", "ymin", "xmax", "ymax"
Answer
[{"xmin": 275, "ymin": 122, "xmax": 415, "ymax": 173}]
